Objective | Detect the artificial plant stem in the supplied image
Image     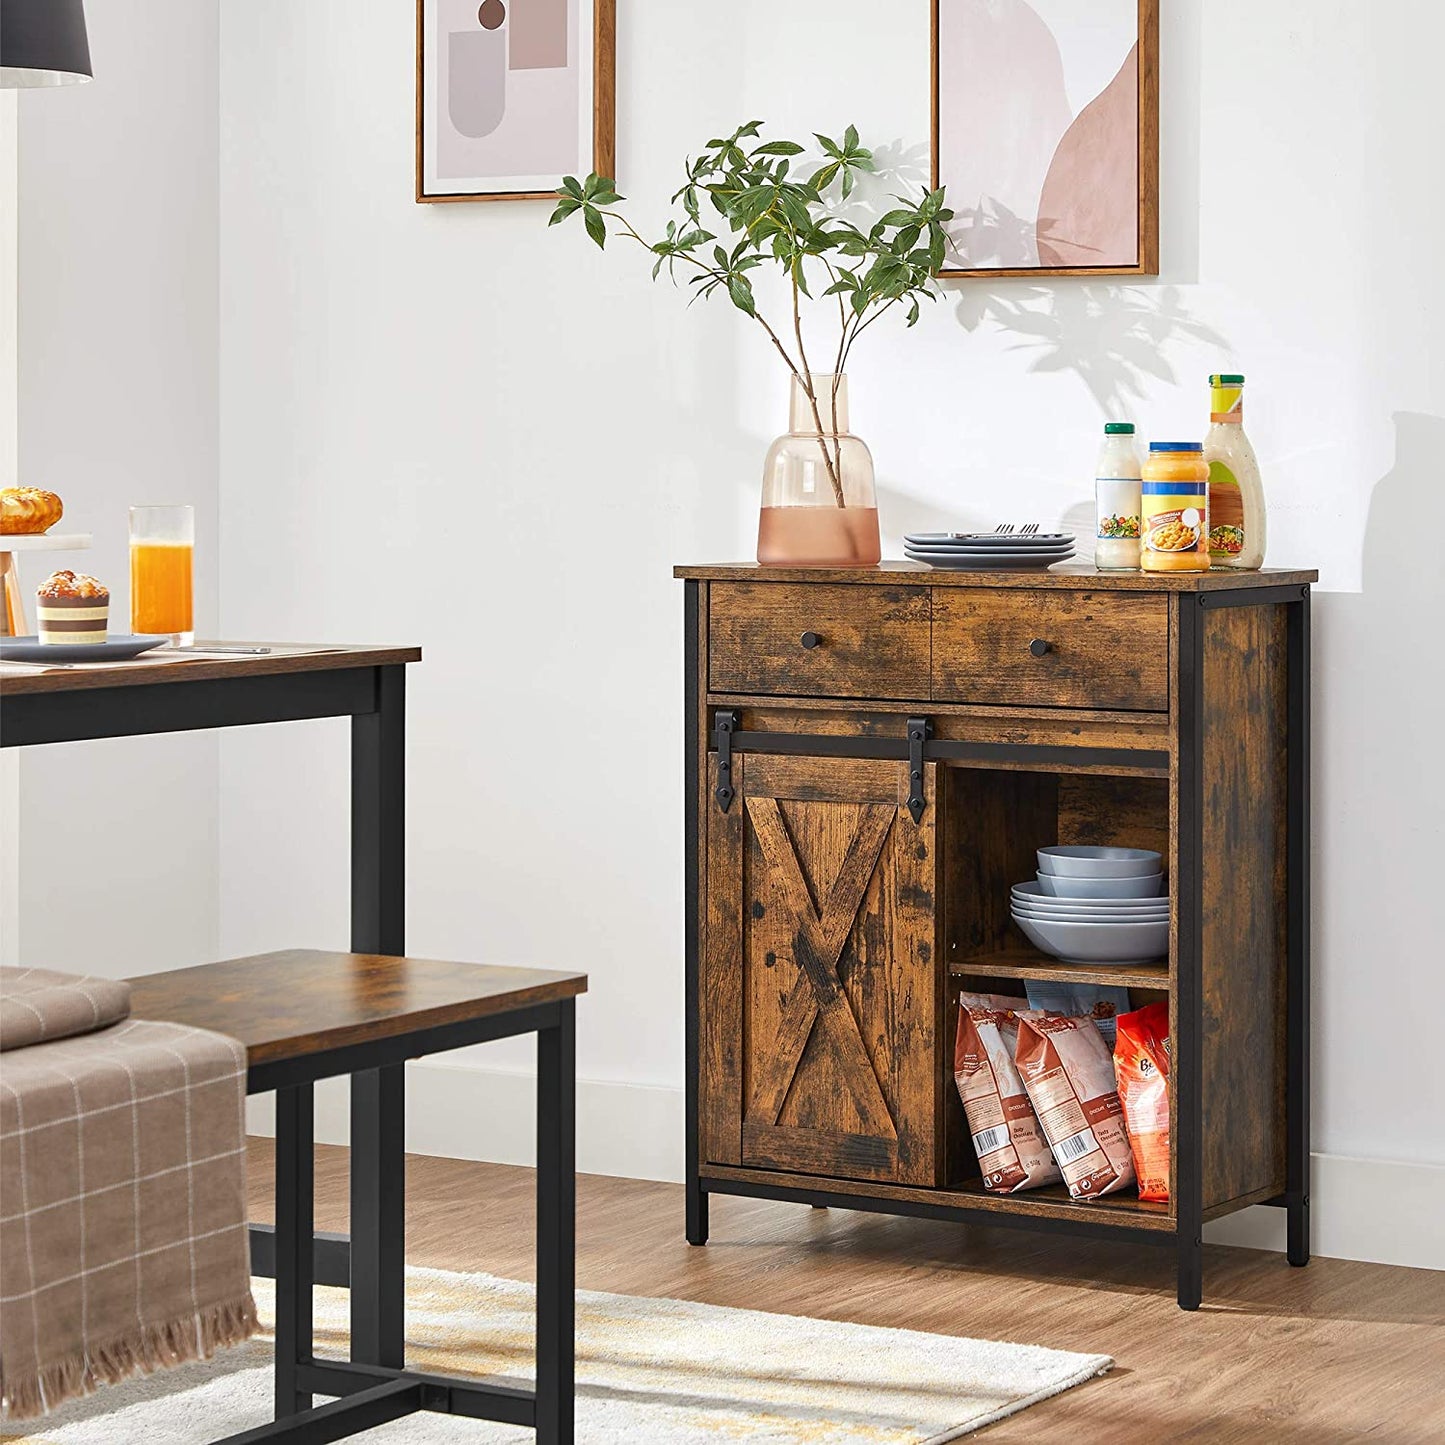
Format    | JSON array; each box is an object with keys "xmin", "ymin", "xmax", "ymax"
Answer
[
  {"xmin": 600, "ymin": 207, "xmax": 810, "ymax": 394},
  {"xmin": 789, "ymin": 256, "xmax": 846, "ymax": 508}
]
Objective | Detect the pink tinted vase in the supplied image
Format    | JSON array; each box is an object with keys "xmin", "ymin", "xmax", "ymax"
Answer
[{"xmin": 756, "ymin": 373, "xmax": 881, "ymax": 567}]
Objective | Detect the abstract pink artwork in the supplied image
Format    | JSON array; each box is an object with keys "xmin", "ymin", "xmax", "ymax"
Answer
[
  {"xmin": 932, "ymin": 0, "xmax": 1157, "ymax": 276},
  {"xmin": 417, "ymin": 0, "xmax": 614, "ymax": 203}
]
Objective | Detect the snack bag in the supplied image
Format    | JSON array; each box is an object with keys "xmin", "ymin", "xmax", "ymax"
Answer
[
  {"xmin": 1024, "ymin": 981, "xmax": 1131, "ymax": 1048},
  {"xmin": 1014, "ymin": 1012, "xmax": 1136, "ymax": 1199},
  {"xmin": 954, "ymin": 992, "xmax": 1062, "ymax": 1193},
  {"xmin": 1114, "ymin": 1001, "xmax": 1171, "ymax": 1202}
]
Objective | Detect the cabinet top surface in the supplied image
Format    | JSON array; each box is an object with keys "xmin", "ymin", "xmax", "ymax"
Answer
[{"xmin": 674, "ymin": 562, "xmax": 1318, "ymax": 591}]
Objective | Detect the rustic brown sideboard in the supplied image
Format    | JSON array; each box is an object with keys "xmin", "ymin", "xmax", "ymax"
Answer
[{"xmin": 676, "ymin": 562, "xmax": 1316, "ymax": 1309}]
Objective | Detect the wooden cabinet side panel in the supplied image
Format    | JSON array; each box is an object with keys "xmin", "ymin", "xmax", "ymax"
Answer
[
  {"xmin": 1200, "ymin": 603, "xmax": 1289, "ymax": 1209},
  {"xmin": 702, "ymin": 752, "xmax": 744, "ymax": 1165}
]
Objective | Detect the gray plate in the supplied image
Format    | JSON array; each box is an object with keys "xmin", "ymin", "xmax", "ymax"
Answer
[
  {"xmin": 906, "ymin": 532, "xmax": 1073, "ymax": 546},
  {"xmin": 904, "ymin": 551, "xmax": 1075, "ymax": 570},
  {"xmin": 0, "ymin": 634, "xmax": 166, "ymax": 663}
]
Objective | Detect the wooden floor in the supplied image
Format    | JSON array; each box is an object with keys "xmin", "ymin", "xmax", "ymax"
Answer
[{"xmin": 247, "ymin": 1141, "xmax": 1445, "ymax": 1443}]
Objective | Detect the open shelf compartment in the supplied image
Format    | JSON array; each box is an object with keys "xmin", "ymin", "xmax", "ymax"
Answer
[{"xmin": 938, "ymin": 764, "xmax": 1174, "ymax": 1225}]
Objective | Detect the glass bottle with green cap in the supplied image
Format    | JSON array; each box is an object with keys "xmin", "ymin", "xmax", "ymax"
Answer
[
  {"xmin": 1095, "ymin": 421, "xmax": 1143, "ymax": 570},
  {"xmin": 1204, "ymin": 373, "xmax": 1266, "ymax": 569}
]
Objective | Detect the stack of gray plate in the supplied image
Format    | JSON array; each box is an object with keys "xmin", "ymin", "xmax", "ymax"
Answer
[
  {"xmin": 1011, "ymin": 846, "xmax": 1167, "ymax": 963},
  {"xmin": 903, "ymin": 532, "xmax": 1076, "ymax": 571}
]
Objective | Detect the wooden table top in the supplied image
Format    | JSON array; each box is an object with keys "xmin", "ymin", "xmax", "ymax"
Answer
[
  {"xmin": 128, "ymin": 950, "xmax": 587, "ymax": 1065},
  {"xmin": 0, "ymin": 642, "xmax": 421, "ymax": 696},
  {"xmin": 675, "ymin": 562, "xmax": 1319, "ymax": 591}
]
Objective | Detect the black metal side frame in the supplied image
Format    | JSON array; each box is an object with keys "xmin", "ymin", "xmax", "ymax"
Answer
[
  {"xmin": 218, "ymin": 997, "xmax": 576, "ymax": 1445},
  {"xmin": 698, "ymin": 1173, "xmax": 1175, "ymax": 1250}
]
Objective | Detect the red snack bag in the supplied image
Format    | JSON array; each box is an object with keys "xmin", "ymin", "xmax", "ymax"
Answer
[
  {"xmin": 953, "ymin": 993, "xmax": 1062, "ymax": 1194},
  {"xmin": 1113, "ymin": 1001, "xmax": 1171, "ymax": 1202},
  {"xmin": 1014, "ymin": 1012, "xmax": 1136, "ymax": 1199}
]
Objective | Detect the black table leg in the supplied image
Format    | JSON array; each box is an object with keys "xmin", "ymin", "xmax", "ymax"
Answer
[
  {"xmin": 274, "ymin": 1085, "xmax": 314, "ymax": 1418},
  {"xmin": 536, "ymin": 999, "xmax": 576, "ymax": 1445},
  {"xmin": 350, "ymin": 665, "xmax": 407, "ymax": 1366}
]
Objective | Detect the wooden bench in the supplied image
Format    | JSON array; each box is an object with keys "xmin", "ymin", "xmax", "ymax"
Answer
[{"xmin": 129, "ymin": 949, "xmax": 587, "ymax": 1445}]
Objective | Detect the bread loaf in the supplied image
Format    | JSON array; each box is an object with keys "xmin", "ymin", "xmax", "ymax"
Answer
[{"xmin": 0, "ymin": 488, "xmax": 64, "ymax": 536}]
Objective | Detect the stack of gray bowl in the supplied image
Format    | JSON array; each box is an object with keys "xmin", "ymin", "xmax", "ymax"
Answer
[{"xmin": 1011, "ymin": 847, "xmax": 1167, "ymax": 964}]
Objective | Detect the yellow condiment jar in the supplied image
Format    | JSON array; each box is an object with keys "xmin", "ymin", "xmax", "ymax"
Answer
[{"xmin": 1141, "ymin": 443, "xmax": 1210, "ymax": 573}]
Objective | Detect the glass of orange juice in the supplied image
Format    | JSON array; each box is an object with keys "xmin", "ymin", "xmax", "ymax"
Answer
[{"xmin": 129, "ymin": 505, "xmax": 194, "ymax": 647}]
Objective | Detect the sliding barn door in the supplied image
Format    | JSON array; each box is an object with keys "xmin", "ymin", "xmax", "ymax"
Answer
[{"xmin": 701, "ymin": 752, "xmax": 941, "ymax": 1187}]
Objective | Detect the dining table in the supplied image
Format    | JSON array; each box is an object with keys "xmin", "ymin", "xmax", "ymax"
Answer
[{"xmin": 0, "ymin": 640, "xmax": 421, "ymax": 1366}]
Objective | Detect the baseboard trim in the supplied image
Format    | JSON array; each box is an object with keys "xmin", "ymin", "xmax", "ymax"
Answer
[
  {"xmin": 248, "ymin": 1063, "xmax": 1443, "ymax": 1271},
  {"xmin": 246, "ymin": 1059, "xmax": 685, "ymax": 1184},
  {"xmin": 1202, "ymin": 1153, "xmax": 1444, "ymax": 1271}
]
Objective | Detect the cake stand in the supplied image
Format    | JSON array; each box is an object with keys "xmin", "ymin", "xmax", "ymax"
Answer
[{"xmin": 0, "ymin": 533, "xmax": 94, "ymax": 637}]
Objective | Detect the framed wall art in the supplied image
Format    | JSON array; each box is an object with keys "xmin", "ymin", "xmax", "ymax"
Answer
[
  {"xmin": 416, "ymin": 0, "xmax": 615, "ymax": 204},
  {"xmin": 931, "ymin": 0, "xmax": 1158, "ymax": 277}
]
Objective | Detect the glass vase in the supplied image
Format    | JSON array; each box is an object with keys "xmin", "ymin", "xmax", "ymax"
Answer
[{"xmin": 757, "ymin": 373, "xmax": 881, "ymax": 567}]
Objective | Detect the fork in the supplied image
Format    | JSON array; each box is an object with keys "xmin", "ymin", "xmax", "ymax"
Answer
[
  {"xmin": 1019, "ymin": 522, "xmax": 1041, "ymax": 536},
  {"xmin": 994, "ymin": 523, "xmax": 1015, "ymax": 535}
]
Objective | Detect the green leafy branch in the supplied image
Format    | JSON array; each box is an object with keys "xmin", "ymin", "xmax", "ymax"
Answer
[{"xmin": 549, "ymin": 122, "xmax": 953, "ymax": 506}]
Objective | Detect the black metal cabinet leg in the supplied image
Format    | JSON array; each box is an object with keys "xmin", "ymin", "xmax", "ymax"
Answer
[
  {"xmin": 350, "ymin": 665, "xmax": 407, "ymax": 1367},
  {"xmin": 1286, "ymin": 591, "xmax": 1312, "ymax": 1269},
  {"xmin": 1177, "ymin": 1233, "xmax": 1203, "ymax": 1312},
  {"xmin": 349, "ymin": 1067, "xmax": 406, "ymax": 1368},
  {"xmin": 686, "ymin": 1178, "xmax": 709, "ymax": 1246},
  {"xmin": 682, "ymin": 583, "xmax": 709, "ymax": 1252},
  {"xmin": 274, "ymin": 1085, "xmax": 314, "ymax": 1418},
  {"xmin": 536, "ymin": 1000, "xmax": 576, "ymax": 1445},
  {"xmin": 1287, "ymin": 1192, "xmax": 1310, "ymax": 1267}
]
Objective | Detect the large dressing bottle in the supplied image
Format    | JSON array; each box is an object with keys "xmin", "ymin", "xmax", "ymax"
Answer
[{"xmin": 1204, "ymin": 374, "xmax": 1266, "ymax": 569}]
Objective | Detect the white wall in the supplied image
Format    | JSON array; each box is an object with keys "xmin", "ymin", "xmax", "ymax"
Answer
[{"xmin": 10, "ymin": 0, "xmax": 222, "ymax": 977}]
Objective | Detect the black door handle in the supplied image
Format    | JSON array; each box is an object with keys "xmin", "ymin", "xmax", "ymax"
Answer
[
  {"xmin": 800, "ymin": 632, "xmax": 822, "ymax": 650},
  {"xmin": 1029, "ymin": 638, "xmax": 1051, "ymax": 657}
]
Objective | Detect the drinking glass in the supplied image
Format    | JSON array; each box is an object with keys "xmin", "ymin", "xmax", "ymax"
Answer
[{"xmin": 129, "ymin": 505, "xmax": 194, "ymax": 647}]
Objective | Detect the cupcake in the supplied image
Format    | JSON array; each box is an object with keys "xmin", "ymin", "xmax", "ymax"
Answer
[{"xmin": 36, "ymin": 570, "xmax": 109, "ymax": 645}]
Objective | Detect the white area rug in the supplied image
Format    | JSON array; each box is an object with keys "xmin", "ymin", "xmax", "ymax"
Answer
[{"xmin": 2, "ymin": 1267, "xmax": 1110, "ymax": 1443}]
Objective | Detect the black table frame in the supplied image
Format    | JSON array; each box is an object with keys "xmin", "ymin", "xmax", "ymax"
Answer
[
  {"xmin": 217, "ymin": 997, "xmax": 576, "ymax": 1445},
  {"xmin": 0, "ymin": 661, "xmax": 409, "ymax": 1350}
]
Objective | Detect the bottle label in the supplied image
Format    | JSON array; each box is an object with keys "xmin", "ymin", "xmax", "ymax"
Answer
[
  {"xmin": 1210, "ymin": 384, "xmax": 1244, "ymax": 424},
  {"xmin": 1095, "ymin": 479, "xmax": 1141, "ymax": 541},
  {"xmin": 1207, "ymin": 460, "xmax": 1245, "ymax": 560},
  {"xmin": 1141, "ymin": 481, "xmax": 1209, "ymax": 561}
]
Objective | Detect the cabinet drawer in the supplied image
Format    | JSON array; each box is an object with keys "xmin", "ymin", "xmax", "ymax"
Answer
[
  {"xmin": 709, "ymin": 582, "xmax": 931, "ymax": 699},
  {"xmin": 933, "ymin": 589, "xmax": 1169, "ymax": 711}
]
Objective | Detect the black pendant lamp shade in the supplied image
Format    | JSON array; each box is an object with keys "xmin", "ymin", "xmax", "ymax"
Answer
[{"xmin": 1, "ymin": 0, "xmax": 93, "ymax": 88}]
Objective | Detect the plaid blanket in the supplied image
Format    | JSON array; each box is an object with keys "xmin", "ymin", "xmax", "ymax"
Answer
[
  {"xmin": 0, "ymin": 981, "xmax": 257, "ymax": 1420},
  {"xmin": 0, "ymin": 968, "xmax": 132, "ymax": 1052}
]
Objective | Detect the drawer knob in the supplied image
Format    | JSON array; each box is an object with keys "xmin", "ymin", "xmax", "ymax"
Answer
[
  {"xmin": 1029, "ymin": 638, "xmax": 1052, "ymax": 657},
  {"xmin": 800, "ymin": 631, "xmax": 823, "ymax": 650}
]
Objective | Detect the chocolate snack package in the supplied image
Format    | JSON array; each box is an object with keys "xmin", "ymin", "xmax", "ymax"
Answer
[
  {"xmin": 954, "ymin": 992, "xmax": 1062, "ymax": 1194},
  {"xmin": 1014, "ymin": 1012, "xmax": 1136, "ymax": 1199}
]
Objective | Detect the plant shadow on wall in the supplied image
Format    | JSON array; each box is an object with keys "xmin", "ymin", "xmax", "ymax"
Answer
[
  {"xmin": 876, "ymin": 282, "xmax": 1231, "ymax": 541},
  {"xmin": 952, "ymin": 283, "xmax": 1229, "ymax": 420}
]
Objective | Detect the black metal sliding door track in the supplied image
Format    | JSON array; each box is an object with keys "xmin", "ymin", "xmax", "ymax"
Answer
[{"xmin": 711, "ymin": 712, "xmax": 1169, "ymax": 782}]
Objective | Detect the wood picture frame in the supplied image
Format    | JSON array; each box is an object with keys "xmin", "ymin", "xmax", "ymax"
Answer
[
  {"xmin": 931, "ymin": 0, "xmax": 1158, "ymax": 278},
  {"xmin": 416, "ymin": 0, "xmax": 615, "ymax": 205}
]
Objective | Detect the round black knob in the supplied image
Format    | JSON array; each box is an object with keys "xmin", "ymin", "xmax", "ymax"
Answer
[
  {"xmin": 800, "ymin": 632, "xmax": 822, "ymax": 650},
  {"xmin": 1029, "ymin": 638, "xmax": 1051, "ymax": 657}
]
